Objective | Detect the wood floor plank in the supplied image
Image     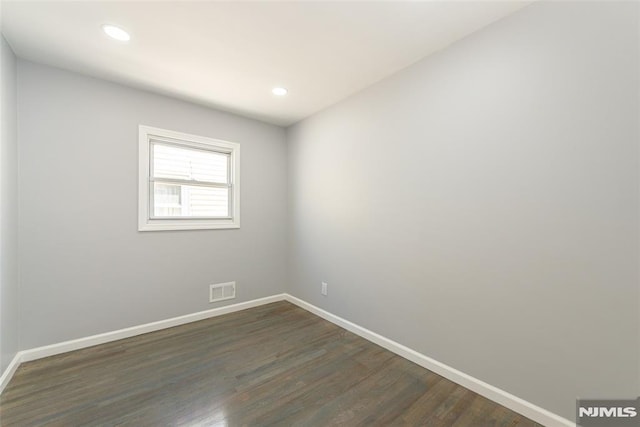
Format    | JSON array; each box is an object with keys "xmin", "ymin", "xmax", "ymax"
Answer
[{"xmin": 0, "ymin": 301, "xmax": 541, "ymax": 426}]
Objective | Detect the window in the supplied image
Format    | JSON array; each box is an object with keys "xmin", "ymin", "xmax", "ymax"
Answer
[{"xmin": 138, "ymin": 125, "xmax": 240, "ymax": 231}]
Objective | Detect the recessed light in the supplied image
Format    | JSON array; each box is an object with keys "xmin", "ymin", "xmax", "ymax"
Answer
[
  {"xmin": 272, "ymin": 87, "xmax": 288, "ymax": 96},
  {"xmin": 102, "ymin": 24, "xmax": 130, "ymax": 42}
]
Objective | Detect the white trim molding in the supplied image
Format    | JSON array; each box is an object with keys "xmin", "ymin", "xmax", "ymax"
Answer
[
  {"xmin": 20, "ymin": 294, "xmax": 285, "ymax": 363},
  {"xmin": 1, "ymin": 294, "xmax": 286, "ymax": 394},
  {"xmin": 138, "ymin": 124, "xmax": 241, "ymax": 231},
  {"xmin": 284, "ymin": 294, "xmax": 575, "ymax": 427},
  {"xmin": 0, "ymin": 352, "xmax": 22, "ymax": 394},
  {"xmin": 0, "ymin": 292, "xmax": 574, "ymax": 427}
]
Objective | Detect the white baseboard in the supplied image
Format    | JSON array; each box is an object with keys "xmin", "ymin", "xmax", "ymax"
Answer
[
  {"xmin": 0, "ymin": 352, "xmax": 22, "ymax": 394},
  {"xmin": 21, "ymin": 294, "xmax": 287, "ymax": 363},
  {"xmin": 284, "ymin": 294, "xmax": 575, "ymax": 427},
  {"xmin": 0, "ymin": 291, "xmax": 575, "ymax": 427},
  {"xmin": 0, "ymin": 294, "xmax": 287, "ymax": 392}
]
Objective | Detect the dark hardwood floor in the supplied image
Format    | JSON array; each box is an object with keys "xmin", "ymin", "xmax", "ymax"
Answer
[{"xmin": 0, "ymin": 301, "xmax": 541, "ymax": 426}]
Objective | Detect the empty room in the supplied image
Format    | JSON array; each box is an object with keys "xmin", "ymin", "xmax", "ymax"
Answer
[{"xmin": 0, "ymin": 1, "xmax": 637, "ymax": 426}]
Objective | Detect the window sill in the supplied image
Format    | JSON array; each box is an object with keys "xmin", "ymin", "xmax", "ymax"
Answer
[{"xmin": 138, "ymin": 219, "xmax": 240, "ymax": 231}]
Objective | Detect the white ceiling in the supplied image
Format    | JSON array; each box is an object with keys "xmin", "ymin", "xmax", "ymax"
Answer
[{"xmin": 1, "ymin": 1, "xmax": 530, "ymax": 126}]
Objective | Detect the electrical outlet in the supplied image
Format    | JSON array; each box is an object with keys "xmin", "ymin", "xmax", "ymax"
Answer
[{"xmin": 321, "ymin": 282, "xmax": 328, "ymax": 296}]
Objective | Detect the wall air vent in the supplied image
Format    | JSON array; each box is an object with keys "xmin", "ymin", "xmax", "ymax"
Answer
[{"xmin": 209, "ymin": 281, "xmax": 236, "ymax": 303}]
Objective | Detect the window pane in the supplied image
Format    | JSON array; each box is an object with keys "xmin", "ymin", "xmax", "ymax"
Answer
[
  {"xmin": 153, "ymin": 183, "xmax": 229, "ymax": 218},
  {"xmin": 153, "ymin": 143, "xmax": 228, "ymax": 184},
  {"xmin": 154, "ymin": 183, "xmax": 182, "ymax": 217}
]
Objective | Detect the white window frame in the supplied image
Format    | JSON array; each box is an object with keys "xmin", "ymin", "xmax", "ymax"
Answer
[{"xmin": 138, "ymin": 125, "xmax": 240, "ymax": 231}]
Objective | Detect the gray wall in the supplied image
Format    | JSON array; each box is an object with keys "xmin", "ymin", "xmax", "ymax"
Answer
[
  {"xmin": 1, "ymin": 35, "xmax": 19, "ymax": 374},
  {"xmin": 287, "ymin": 1, "xmax": 639, "ymax": 420},
  {"xmin": 18, "ymin": 61, "xmax": 288, "ymax": 349}
]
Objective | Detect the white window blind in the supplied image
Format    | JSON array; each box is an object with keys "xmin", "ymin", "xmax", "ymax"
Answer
[{"xmin": 152, "ymin": 143, "xmax": 228, "ymax": 184}]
